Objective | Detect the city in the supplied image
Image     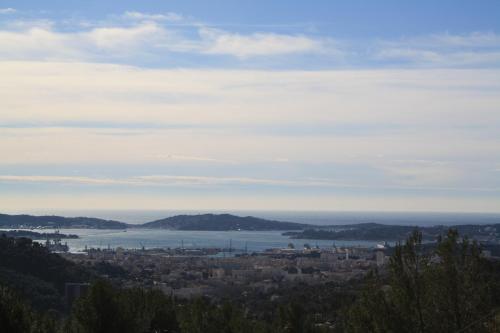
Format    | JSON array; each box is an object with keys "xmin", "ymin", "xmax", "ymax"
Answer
[{"xmin": 61, "ymin": 243, "xmax": 388, "ymax": 301}]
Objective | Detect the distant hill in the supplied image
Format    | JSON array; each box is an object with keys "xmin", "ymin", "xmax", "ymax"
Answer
[
  {"xmin": 141, "ymin": 213, "xmax": 308, "ymax": 231},
  {"xmin": 0, "ymin": 230, "xmax": 78, "ymax": 239},
  {"xmin": 0, "ymin": 213, "xmax": 128, "ymax": 229},
  {"xmin": 2, "ymin": 213, "xmax": 499, "ymax": 239},
  {"xmin": 0, "ymin": 213, "xmax": 307, "ymax": 231},
  {"xmin": 285, "ymin": 223, "xmax": 500, "ymax": 241}
]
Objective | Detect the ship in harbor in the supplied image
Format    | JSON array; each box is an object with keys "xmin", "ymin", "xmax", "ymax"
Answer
[{"xmin": 44, "ymin": 230, "xmax": 69, "ymax": 252}]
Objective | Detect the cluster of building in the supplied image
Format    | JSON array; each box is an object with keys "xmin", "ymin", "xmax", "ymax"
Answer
[{"xmin": 62, "ymin": 243, "xmax": 389, "ymax": 300}]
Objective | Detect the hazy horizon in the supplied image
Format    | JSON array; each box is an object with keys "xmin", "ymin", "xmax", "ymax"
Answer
[{"xmin": 3, "ymin": 209, "xmax": 500, "ymax": 226}]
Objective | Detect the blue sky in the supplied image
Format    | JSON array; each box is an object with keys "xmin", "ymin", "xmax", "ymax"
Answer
[
  {"xmin": 4, "ymin": 0, "xmax": 500, "ymax": 36},
  {"xmin": 2, "ymin": 0, "xmax": 500, "ymax": 69},
  {"xmin": 0, "ymin": 1, "xmax": 499, "ymax": 213}
]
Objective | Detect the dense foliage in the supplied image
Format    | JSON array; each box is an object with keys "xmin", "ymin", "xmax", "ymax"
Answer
[
  {"xmin": 289, "ymin": 225, "xmax": 419, "ymax": 241},
  {"xmin": 0, "ymin": 236, "xmax": 91, "ymax": 311},
  {"xmin": 0, "ymin": 285, "xmax": 59, "ymax": 333},
  {"xmin": 0, "ymin": 213, "xmax": 127, "ymax": 229},
  {"xmin": 66, "ymin": 281, "xmax": 335, "ymax": 333},
  {"xmin": 142, "ymin": 213, "xmax": 308, "ymax": 230},
  {"xmin": 289, "ymin": 223, "xmax": 500, "ymax": 242},
  {"xmin": 0, "ymin": 230, "xmax": 78, "ymax": 239},
  {"xmin": 343, "ymin": 230, "xmax": 500, "ymax": 332},
  {"xmin": 1, "ymin": 280, "xmax": 330, "ymax": 333},
  {"xmin": 0, "ymin": 212, "xmax": 307, "ymax": 231}
]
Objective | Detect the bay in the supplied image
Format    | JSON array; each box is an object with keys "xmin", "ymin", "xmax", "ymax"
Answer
[{"xmin": 30, "ymin": 228, "xmax": 379, "ymax": 253}]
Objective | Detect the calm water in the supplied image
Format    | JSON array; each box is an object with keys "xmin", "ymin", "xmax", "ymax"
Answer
[
  {"xmin": 5, "ymin": 210, "xmax": 499, "ymax": 252},
  {"xmin": 29, "ymin": 228, "xmax": 378, "ymax": 253}
]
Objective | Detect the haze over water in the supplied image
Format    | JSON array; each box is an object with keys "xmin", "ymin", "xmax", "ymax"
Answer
[
  {"xmin": 30, "ymin": 228, "xmax": 380, "ymax": 253},
  {"xmin": 24, "ymin": 210, "xmax": 500, "ymax": 226}
]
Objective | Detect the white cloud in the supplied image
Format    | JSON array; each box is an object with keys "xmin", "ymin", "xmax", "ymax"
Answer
[
  {"xmin": 0, "ymin": 14, "xmax": 499, "ymax": 211},
  {"xmin": 123, "ymin": 11, "xmax": 183, "ymax": 22},
  {"xmin": 0, "ymin": 22, "xmax": 171, "ymax": 61},
  {"xmin": 0, "ymin": 8, "xmax": 16, "ymax": 14},
  {"xmin": 4, "ymin": 192, "xmax": 500, "ymax": 213},
  {"xmin": 1, "ymin": 15, "xmax": 498, "ymax": 66},
  {"xmin": 375, "ymin": 32, "xmax": 500, "ymax": 67},
  {"xmin": 378, "ymin": 32, "xmax": 500, "ymax": 50},
  {"xmin": 2, "ymin": 18, "xmax": 55, "ymax": 30},
  {"xmin": 0, "ymin": 62, "xmax": 499, "ymax": 174},
  {"xmin": 0, "ymin": 174, "xmax": 345, "ymax": 188},
  {"xmin": 376, "ymin": 48, "xmax": 500, "ymax": 67},
  {"xmin": 199, "ymin": 27, "xmax": 331, "ymax": 58},
  {"xmin": 81, "ymin": 22, "xmax": 167, "ymax": 51},
  {"xmin": 1, "ymin": 61, "xmax": 499, "ymax": 126},
  {"xmin": 0, "ymin": 175, "xmax": 136, "ymax": 185},
  {"xmin": 379, "ymin": 161, "xmax": 462, "ymax": 187},
  {"xmin": 155, "ymin": 154, "xmax": 238, "ymax": 164},
  {"xmin": 3, "ymin": 174, "xmax": 497, "ymax": 192},
  {"xmin": 429, "ymin": 32, "xmax": 500, "ymax": 48},
  {"xmin": 0, "ymin": 17, "xmax": 332, "ymax": 61},
  {"xmin": 136, "ymin": 175, "xmax": 326, "ymax": 186}
]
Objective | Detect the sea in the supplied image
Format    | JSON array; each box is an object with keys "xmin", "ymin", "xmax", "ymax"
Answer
[
  {"xmin": 6, "ymin": 210, "xmax": 500, "ymax": 253},
  {"xmin": 28, "ymin": 228, "xmax": 378, "ymax": 253}
]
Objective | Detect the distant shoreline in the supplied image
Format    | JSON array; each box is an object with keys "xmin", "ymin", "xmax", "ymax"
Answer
[
  {"xmin": 0, "ymin": 229, "xmax": 79, "ymax": 239},
  {"xmin": 1, "ymin": 211, "xmax": 498, "ymax": 242},
  {"xmin": 5, "ymin": 210, "xmax": 500, "ymax": 226}
]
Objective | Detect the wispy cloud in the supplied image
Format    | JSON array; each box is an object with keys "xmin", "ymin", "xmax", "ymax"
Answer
[
  {"xmin": 0, "ymin": 8, "xmax": 16, "ymax": 14},
  {"xmin": 136, "ymin": 175, "xmax": 329, "ymax": 186},
  {"xmin": 198, "ymin": 27, "xmax": 332, "ymax": 58},
  {"xmin": 429, "ymin": 32, "xmax": 500, "ymax": 48},
  {"xmin": 0, "ymin": 11, "xmax": 499, "ymax": 212},
  {"xmin": 1, "ymin": 12, "xmax": 499, "ymax": 68},
  {"xmin": 375, "ymin": 32, "xmax": 500, "ymax": 67},
  {"xmin": 154, "ymin": 154, "xmax": 239, "ymax": 164},
  {"xmin": 378, "ymin": 160, "xmax": 462, "ymax": 187},
  {"xmin": 0, "ymin": 22, "xmax": 171, "ymax": 61},
  {"xmin": 0, "ymin": 174, "xmax": 338, "ymax": 187},
  {"xmin": 1, "ymin": 62, "xmax": 499, "ymax": 174},
  {"xmin": 0, "ymin": 175, "xmax": 134, "ymax": 185},
  {"xmin": 1, "ymin": 174, "xmax": 499, "ymax": 193},
  {"xmin": 123, "ymin": 11, "xmax": 184, "ymax": 22},
  {"xmin": 375, "ymin": 32, "xmax": 500, "ymax": 50},
  {"xmin": 0, "ymin": 14, "xmax": 334, "ymax": 62},
  {"xmin": 376, "ymin": 48, "xmax": 500, "ymax": 67}
]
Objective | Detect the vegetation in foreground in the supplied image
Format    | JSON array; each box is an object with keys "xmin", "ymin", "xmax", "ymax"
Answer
[
  {"xmin": 343, "ymin": 230, "xmax": 500, "ymax": 332},
  {"xmin": 287, "ymin": 223, "xmax": 500, "ymax": 241},
  {"xmin": 1, "ymin": 230, "xmax": 500, "ymax": 332}
]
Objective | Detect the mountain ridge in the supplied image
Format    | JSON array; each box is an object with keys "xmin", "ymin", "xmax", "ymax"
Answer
[
  {"xmin": 140, "ymin": 213, "xmax": 308, "ymax": 230},
  {"xmin": 0, "ymin": 213, "xmax": 307, "ymax": 231},
  {"xmin": 0, "ymin": 213, "xmax": 128, "ymax": 229}
]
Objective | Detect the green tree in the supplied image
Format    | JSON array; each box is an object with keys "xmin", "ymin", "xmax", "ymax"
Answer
[
  {"xmin": 0, "ymin": 285, "xmax": 32, "ymax": 333},
  {"xmin": 69, "ymin": 280, "xmax": 180, "ymax": 333},
  {"xmin": 273, "ymin": 301, "xmax": 318, "ymax": 333},
  {"xmin": 70, "ymin": 280, "xmax": 124, "ymax": 333},
  {"xmin": 0, "ymin": 285, "xmax": 57, "ymax": 333},
  {"xmin": 428, "ymin": 230, "xmax": 494, "ymax": 332},
  {"xmin": 344, "ymin": 229, "xmax": 500, "ymax": 333}
]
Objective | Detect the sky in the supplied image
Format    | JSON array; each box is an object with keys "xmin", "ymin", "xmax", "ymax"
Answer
[{"xmin": 0, "ymin": 0, "xmax": 500, "ymax": 213}]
